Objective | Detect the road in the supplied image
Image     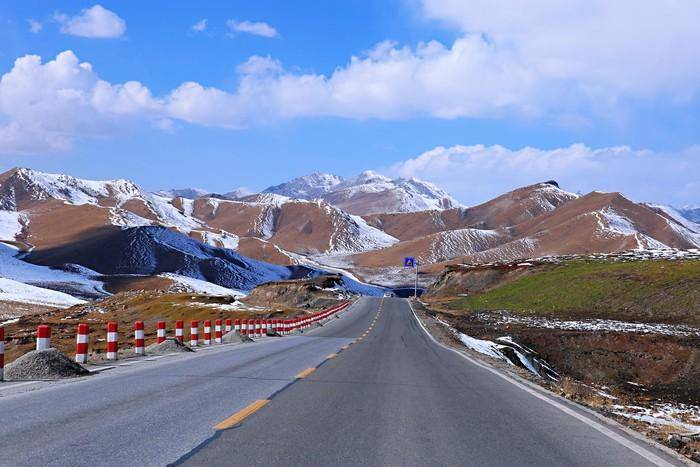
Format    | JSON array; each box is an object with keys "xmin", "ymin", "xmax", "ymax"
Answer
[{"xmin": 0, "ymin": 297, "xmax": 684, "ymax": 466}]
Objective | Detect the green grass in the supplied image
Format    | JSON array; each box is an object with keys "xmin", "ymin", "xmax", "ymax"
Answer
[{"xmin": 452, "ymin": 259, "xmax": 700, "ymax": 325}]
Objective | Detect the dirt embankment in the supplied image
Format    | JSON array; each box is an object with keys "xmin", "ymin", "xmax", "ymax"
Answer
[
  {"xmin": 243, "ymin": 274, "xmax": 349, "ymax": 310},
  {"xmin": 425, "ymin": 263, "xmax": 534, "ymax": 298},
  {"xmin": 446, "ymin": 311, "xmax": 700, "ymax": 405}
]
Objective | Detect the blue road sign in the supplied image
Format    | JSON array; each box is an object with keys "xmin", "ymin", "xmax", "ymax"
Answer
[{"xmin": 404, "ymin": 257, "xmax": 415, "ymax": 268}]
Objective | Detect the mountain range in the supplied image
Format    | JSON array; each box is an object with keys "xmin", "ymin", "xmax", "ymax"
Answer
[
  {"xmin": 0, "ymin": 166, "xmax": 698, "ymax": 306},
  {"xmin": 263, "ymin": 171, "xmax": 461, "ymax": 215}
]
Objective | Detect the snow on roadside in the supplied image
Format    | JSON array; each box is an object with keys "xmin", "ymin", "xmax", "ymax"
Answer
[
  {"xmin": 612, "ymin": 403, "xmax": 700, "ymax": 433},
  {"xmin": 479, "ymin": 313, "xmax": 700, "ymax": 337},
  {"xmin": 434, "ymin": 316, "xmax": 558, "ymax": 380},
  {"xmin": 0, "ymin": 277, "xmax": 85, "ymax": 307},
  {"xmin": 160, "ymin": 273, "xmax": 245, "ymax": 297}
]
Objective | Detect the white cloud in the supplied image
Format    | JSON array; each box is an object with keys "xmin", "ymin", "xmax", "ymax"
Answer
[
  {"xmin": 55, "ymin": 4, "xmax": 126, "ymax": 38},
  {"xmin": 27, "ymin": 19, "xmax": 42, "ymax": 33},
  {"xmin": 0, "ymin": 51, "xmax": 159, "ymax": 154},
  {"xmin": 204, "ymin": 1, "xmax": 699, "ymax": 123},
  {"xmin": 226, "ymin": 20, "xmax": 278, "ymax": 38},
  {"xmin": 191, "ymin": 19, "xmax": 207, "ymax": 33},
  {"xmin": 420, "ymin": 0, "xmax": 700, "ymax": 101},
  {"xmin": 390, "ymin": 144, "xmax": 700, "ymax": 207}
]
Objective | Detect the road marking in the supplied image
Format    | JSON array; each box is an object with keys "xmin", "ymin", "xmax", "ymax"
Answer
[
  {"xmin": 214, "ymin": 400, "xmax": 270, "ymax": 430},
  {"xmin": 407, "ymin": 301, "xmax": 677, "ymax": 467},
  {"xmin": 341, "ymin": 345, "xmax": 349, "ymax": 350},
  {"xmin": 326, "ymin": 353, "xmax": 337, "ymax": 359},
  {"xmin": 295, "ymin": 368, "xmax": 316, "ymax": 379}
]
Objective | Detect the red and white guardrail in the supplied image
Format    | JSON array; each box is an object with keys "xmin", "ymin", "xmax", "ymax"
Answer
[
  {"xmin": 75, "ymin": 324, "xmax": 88, "ymax": 363},
  {"xmin": 0, "ymin": 301, "xmax": 351, "ymax": 371}
]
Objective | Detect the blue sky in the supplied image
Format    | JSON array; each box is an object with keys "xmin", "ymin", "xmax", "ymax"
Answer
[{"xmin": 0, "ymin": 1, "xmax": 698, "ymax": 206}]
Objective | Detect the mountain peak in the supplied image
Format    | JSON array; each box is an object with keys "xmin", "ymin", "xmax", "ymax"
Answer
[
  {"xmin": 0, "ymin": 167, "xmax": 141, "ymax": 209},
  {"xmin": 353, "ymin": 170, "xmax": 391, "ymax": 184},
  {"xmin": 156, "ymin": 188, "xmax": 210, "ymax": 199},
  {"xmin": 263, "ymin": 172, "xmax": 343, "ymax": 199},
  {"xmin": 264, "ymin": 169, "xmax": 462, "ymax": 215}
]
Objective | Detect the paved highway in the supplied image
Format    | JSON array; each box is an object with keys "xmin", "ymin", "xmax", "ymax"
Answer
[{"xmin": 0, "ymin": 298, "xmax": 684, "ymax": 466}]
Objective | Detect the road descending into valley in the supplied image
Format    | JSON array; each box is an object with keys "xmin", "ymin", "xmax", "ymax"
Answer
[{"xmin": 0, "ymin": 298, "xmax": 683, "ymax": 466}]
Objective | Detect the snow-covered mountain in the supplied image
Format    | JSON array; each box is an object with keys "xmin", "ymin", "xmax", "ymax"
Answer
[
  {"xmin": 223, "ymin": 187, "xmax": 253, "ymax": 199},
  {"xmin": 678, "ymin": 206, "xmax": 700, "ymax": 224},
  {"xmin": 263, "ymin": 170, "xmax": 461, "ymax": 215},
  {"xmin": 264, "ymin": 173, "xmax": 344, "ymax": 199},
  {"xmin": 1, "ymin": 166, "xmax": 698, "ymax": 296},
  {"xmin": 155, "ymin": 188, "xmax": 210, "ymax": 199}
]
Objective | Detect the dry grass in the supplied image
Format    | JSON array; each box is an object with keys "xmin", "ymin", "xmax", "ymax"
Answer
[{"xmin": 1, "ymin": 290, "xmax": 310, "ymax": 364}]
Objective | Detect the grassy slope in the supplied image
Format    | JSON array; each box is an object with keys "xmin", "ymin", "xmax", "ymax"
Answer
[{"xmin": 450, "ymin": 260, "xmax": 700, "ymax": 325}]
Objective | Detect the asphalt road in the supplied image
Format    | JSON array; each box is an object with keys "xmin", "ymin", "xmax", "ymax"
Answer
[
  {"xmin": 0, "ymin": 297, "xmax": 684, "ymax": 466},
  {"xmin": 183, "ymin": 297, "xmax": 682, "ymax": 467},
  {"xmin": 0, "ymin": 304, "xmax": 364, "ymax": 466}
]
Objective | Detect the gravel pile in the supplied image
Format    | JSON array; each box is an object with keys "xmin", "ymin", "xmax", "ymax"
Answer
[
  {"xmin": 222, "ymin": 331, "xmax": 254, "ymax": 344},
  {"xmin": 146, "ymin": 338, "xmax": 194, "ymax": 355},
  {"xmin": 4, "ymin": 348, "xmax": 90, "ymax": 380}
]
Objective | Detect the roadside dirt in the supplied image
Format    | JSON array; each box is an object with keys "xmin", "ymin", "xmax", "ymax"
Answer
[{"xmin": 243, "ymin": 274, "xmax": 350, "ymax": 310}]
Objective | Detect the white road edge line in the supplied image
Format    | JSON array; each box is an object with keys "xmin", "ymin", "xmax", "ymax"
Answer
[{"xmin": 407, "ymin": 300, "xmax": 680, "ymax": 467}]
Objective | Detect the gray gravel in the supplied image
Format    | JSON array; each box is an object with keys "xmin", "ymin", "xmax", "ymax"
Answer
[
  {"xmin": 4, "ymin": 348, "xmax": 90, "ymax": 380},
  {"xmin": 145, "ymin": 338, "xmax": 194, "ymax": 355},
  {"xmin": 222, "ymin": 331, "xmax": 254, "ymax": 344}
]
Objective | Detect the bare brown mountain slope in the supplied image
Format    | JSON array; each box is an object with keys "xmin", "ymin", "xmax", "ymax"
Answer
[
  {"xmin": 186, "ymin": 195, "xmax": 397, "ymax": 256},
  {"xmin": 363, "ymin": 181, "xmax": 578, "ymax": 241},
  {"xmin": 454, "ymin": 191, "xmax": 700, "ymax": 265}
]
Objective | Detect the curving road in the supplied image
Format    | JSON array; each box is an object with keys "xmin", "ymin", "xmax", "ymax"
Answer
[{"xmin": 0, "ymin": 298, "xmax": 684, "ymax": 466}]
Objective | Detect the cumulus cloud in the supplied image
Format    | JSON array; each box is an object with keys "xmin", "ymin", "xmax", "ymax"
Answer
[
  {"xmin": 191, "ymin": 19, "xmax": 207, "ymax": 33},
  {"xmin": 390, "ymin": 144, "xmax": 700, "ymax": 207},
  {"xmin": 420, "ymin": 0, "xmax": 700, "ymax": 101},
  {"xmin": 55, "ymin": 4, "xmax": 126, "ymax": 38},
  {"xmin": 226, "ymin": 19, "xmax": 278, "ymax": 38},
  {"xmin": 0, "ymin": 51, "xmax": 160, "ymax": 154},
  {"xmin": 207, "ymin": 1, "xmax": 699, "ymax": 123}
]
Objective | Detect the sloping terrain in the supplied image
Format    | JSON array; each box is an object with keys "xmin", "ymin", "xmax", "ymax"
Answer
[
  {"xmin": 26, "ymin": 226, "xmax": 314, "ymax": 292},
  {"xmin": 187, "ymin": 195, "xmax": 398, "ymax": 256},
  {"xmin": 459, "ymin": 192, "xmax": 699, "ymax": 264},
  {"xmin": 679, "ymin": 206, "xmax": 700, "ymax": 223},
  {"xmin": 428, "ymin": 257, "xmax": 700, "ymax": 325},
  {"xmin": 362, "ymin": 181, "xmax": 577, "ymax": 241}
]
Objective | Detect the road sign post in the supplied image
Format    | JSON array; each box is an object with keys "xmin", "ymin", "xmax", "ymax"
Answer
[{"xmin": 404, "ymin": 257, "xmax": 418, "ymax": 298}]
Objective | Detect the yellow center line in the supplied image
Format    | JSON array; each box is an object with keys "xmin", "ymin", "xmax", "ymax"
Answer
[
  {"xmin": 296, "ymin": 367, "xmax": 316, "ymax": 379},
  {"xmin": 214, "ymin": 400, "xmax": 270, "ymax": 430},
  {"xmin": 326, "ymin": 353, "xmax": 337, "ymax": 359}
]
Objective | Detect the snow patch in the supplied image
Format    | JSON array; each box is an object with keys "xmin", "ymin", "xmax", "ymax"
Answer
[
  {"xmin": 0, "ymin": 210, "xmax": 26, "ymax": 240},
  {"xmin": 598, "ymin": 208, "xmax": 638, "ymax": 235},
  {"xmin": 0, "ymin": 243, "xmax": 105, "ymax": 298},
  {"xmin": 160, "ymin": 273, "xmax": 245, "ymax": 297},
  {"xmin": 0, "ymin": 277, "xmax": 85, "ymax": 307}
]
